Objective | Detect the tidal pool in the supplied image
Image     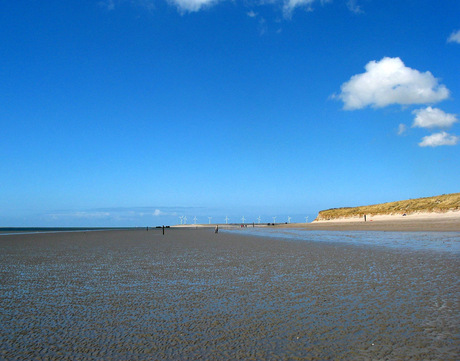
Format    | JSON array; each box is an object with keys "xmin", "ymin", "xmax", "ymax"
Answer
[{"xmin": 226, "ymin": 228, "xmax": 460, "ymax": 254}]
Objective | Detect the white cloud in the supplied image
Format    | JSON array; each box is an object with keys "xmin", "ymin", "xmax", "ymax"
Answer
[
  {"xmin": 99, "ymin": 0, "xmax": 156, "ymax": 11},
  {"xmin": 283, "ymin": 0, "xmax": 315, "ymax": 17},
  {"xmin": 447, "ymin": 30, "xmax": 460, "ymax": 44},
  {"xmin": 169, "ymin": 0, "xmax": 219, "ymax": 12},
  {"xmin": 258, "ymin": 17, "xmax": 268, "ymax": 35},
  {"xmin": 338, "ymin": 57, "xmax": 450, "ymax": 110},
  {"xmin": 418, "ymin": 132, "xmax": 459, "ymax": 147},
  {"xmin": 153, "ymin": 209, "xmax": 162, "ymax": 216},
  {"xmin": 397, "ymin": 123, "xmax": 407, "ymax": 135},
  {"xmin": 101, "ymin": 0, "xmax": 356, "ymax": 16},
  {"xmin": 347, "ymin": 0, "xmax": 363, "ymax": 14},
  {"xmin": 98, "ymin": 0, "xmax": 116, "ymax": 10},
  {"xmin": 412, "ymin": 107, "xmax": 458, "ymax": 129},
  {"xmin": 48, "ymin": 211, "xmax": 111, "ymax": 219}
]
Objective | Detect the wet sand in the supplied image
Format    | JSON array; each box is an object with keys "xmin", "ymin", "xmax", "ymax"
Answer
[{"xmin": 1, "ymin": 229, "xmax": 459, "ymax": 360}]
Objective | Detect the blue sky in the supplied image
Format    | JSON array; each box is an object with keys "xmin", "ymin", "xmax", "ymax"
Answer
[{"xmin": 1, "ymin": 0, "xmax": 459, "ymax": 227}]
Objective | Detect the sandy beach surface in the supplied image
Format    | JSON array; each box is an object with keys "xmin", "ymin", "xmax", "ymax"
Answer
[
  {"xmin": 281, "ymin": 211, "xmax": 460, "ymax": 232},
  {"xmin": 1, "ymin": 228, "xmax": 459, "ymax": 360}
]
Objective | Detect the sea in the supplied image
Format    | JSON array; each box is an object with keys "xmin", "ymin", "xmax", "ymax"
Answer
[{"xmin": 0, "ymin": 227, "xmax": 136, "ymax": 235}]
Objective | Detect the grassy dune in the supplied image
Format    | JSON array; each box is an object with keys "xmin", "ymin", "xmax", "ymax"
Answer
[{"xmin": 315, "ymin": 193, "xmax": 460, "ymax": 221}]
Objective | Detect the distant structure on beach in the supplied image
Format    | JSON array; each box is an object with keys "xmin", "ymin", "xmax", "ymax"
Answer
[
  {"xmin": 225, "ymin": 216, "xmax": 229, "ymax": 224},
  {"xmin": 273, "ymin": 216, "xmax": 277, "ymax": 224},
  {"xmin": 241, "ymin": 216, "xmax": 245, "ymax": 224},
  {"xmin": 208, "ymin": 217, "xmax": 212, "ymax": 224},
  {"xmin": 305, "ymin": 216, "xmax": 309, "ymax": 223},
  {"xmin": 257, "ymin": 216, "xmax": 261, "ymax": 224},
  {"xmin": 287, "ymin": 216, "xmax": 291, "ymax": 223},
  {"xmin": 194, "ymin": 216, "xmax": 197, "ymax": 225},
  {"xmin": 179, "ymin": 216, "xmax": 183, "ymax": 225}
]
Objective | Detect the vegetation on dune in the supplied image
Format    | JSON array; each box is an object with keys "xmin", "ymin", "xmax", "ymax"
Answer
[{"xmin": 315, "ymin": 193, "xmax": 460, "ymax": 221}]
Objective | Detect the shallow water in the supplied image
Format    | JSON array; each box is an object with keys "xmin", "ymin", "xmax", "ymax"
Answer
[
  {"xmin": 1, "ymin": 230, "xmax": 459, "ymax": 360},
  {"xmin": 227, "ymin": 228, "xmax": 460, "ymax": 254}
]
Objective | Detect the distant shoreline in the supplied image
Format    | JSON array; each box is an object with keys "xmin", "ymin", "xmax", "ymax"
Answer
[{"xmin": 3, "ymin": 211, "xmax": 460, "ymax": 235}]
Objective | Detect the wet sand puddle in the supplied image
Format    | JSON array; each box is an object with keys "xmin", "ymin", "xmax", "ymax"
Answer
[{"xmin": 0, "ymin": 229, "xmax": 459, "ymax": 360}]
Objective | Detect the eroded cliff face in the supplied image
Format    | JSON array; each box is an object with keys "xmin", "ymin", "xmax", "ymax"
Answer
[
  {"xmin": 315, "ymin": 210, "xmax": 363, "ymax": 222},
  {"xmin": 314, "ymin": 193, "xmax": 460, "ymax": 221}
]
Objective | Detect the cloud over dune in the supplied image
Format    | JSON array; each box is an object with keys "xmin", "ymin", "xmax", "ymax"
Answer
[
  {"xmin": 418, "ymin": 132, "xmax": 459, "ymax": 147},
  {"xmin": 338, "ymin": 57, "xmax": 449, "ymax": 110},
  {"xmin": 338, "ymin": 57, "xmax": 458, "ymax": 147},
  {"xmin": 412, "ymin": 107, "xmax": 457, "ymax": 129}
]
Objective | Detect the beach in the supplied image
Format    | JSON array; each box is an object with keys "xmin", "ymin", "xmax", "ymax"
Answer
[
  {"xmin": 1, "ymin": 228, "xmax": 459, "ymax": 360},
  {"xmin": 280, "ymin": 211, "xmax": 460, "ymax": 232}
]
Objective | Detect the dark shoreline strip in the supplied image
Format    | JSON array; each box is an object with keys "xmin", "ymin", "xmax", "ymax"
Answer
[{"xmin": 0, "ymin": 227, "xmax": 134, "ymax": 236}]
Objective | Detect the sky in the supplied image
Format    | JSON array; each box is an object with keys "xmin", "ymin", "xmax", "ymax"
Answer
[{"xmin": 1, "ymin": 0, "xmax": 459, "ymax": 227}]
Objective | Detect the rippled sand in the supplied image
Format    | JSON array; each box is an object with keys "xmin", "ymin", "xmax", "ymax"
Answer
[{"xmin": 1, "ymin": 229, "xmax": 459, "ymax": 360}]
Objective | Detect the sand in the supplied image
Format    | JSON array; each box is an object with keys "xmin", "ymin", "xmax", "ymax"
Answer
[
  {"xmin": 277, "ymin": 211, "xmax": 460, "ymax": 232},
  {"xmin": 1, "ymin": 228, "xmax": 459, "ymax": 360}
]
